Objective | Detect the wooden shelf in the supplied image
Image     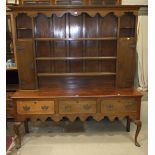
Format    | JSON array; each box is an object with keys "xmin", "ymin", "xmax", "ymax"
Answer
[
  {"xmin": 119, "ymin": 37, "xmax": 135, "ymax": 40},
  {"xmin": 35, "ymin": 37, "xmax": 117, "ymax": 41},
  {"xmin": 17, "ymin": 38, "xmax": 32, "ymax": 41},
  {"xmin": 6, "ymin": 67, "xmax": 18, "ymax": 71},
  {"xmin": 37, "ymin": 72, "xmax": 116, "ymax": 77},
  {"xmin": 6, "ymin": 84, "xmax": 19, "ymax": 91},
  {"xmin": 120, "ymin": 27, "xmax": 135, "ymax": 29},
  {"xmin": 36, "ymin": 56, "xmax": 117, "ymax": 60},
  {"xmin": 17, "ymin": 28, "xmax": 32, "ymax": 30}
]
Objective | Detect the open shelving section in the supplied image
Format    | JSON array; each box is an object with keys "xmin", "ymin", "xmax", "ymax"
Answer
[{"xmin": 15, "ymin": 6, "xmax": 137, "ymax": 89}]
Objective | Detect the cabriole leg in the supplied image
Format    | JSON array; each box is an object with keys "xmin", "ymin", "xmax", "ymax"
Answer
[
  {"xmin": 14, "ymin": 122, "xmax": 22, "ymax": 149},
  {"xmin": 134, "ymin": 120, "xmax": 142, "ymax": 147}
]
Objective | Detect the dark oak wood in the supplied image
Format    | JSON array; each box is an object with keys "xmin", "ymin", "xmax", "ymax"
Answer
[
  {"xmin": 10, "ymin": 4, "xmax": 147, "ymax": 148},
  {"xmin": 36, "ymin": 56, "xmax": 117, "ymax": 60},
  {"xmin": 16, "ymin": 40, "xmax": 36, "ymax": 89},
  {"xmin": 116, "ymin": 38, "xmax": 136, "ymax": 87}
]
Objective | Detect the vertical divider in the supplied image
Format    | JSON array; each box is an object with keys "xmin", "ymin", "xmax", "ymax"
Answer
[
  {"xmin": 97, "ymin": 13, "xmax": 101, "ymax": 72},
  {"xmin": 32, "ymin": 14, "xmax": 38, "ymax": 89},
  {"xmin": 50, "ymin": 0, "xmax": 56, "ymax": 5},
  {"xmin": 117, "ymin": 0, "xmax": 122, "ymax": 5},
  {"xmin": 84, "ymin": 0, "xmax": 90, "ymax": 5},
  {"xmin": 52, "ymin": 14, "xmax": 55, "ymax": 73},
  {"xmin": 66, "ymin": 13, "xmax": 70, "ymax": 73},
  {"xmin": 11, "ymin": 12, "xmax": 18, "ymax": 67},
  {"xmin": 82, "ymin": 13, "xmax": 86, "ymax": 73},
  {"xmin": 134, "ymin": 12, "xmax": 138, "ymax": 45},
  {"xmin": 49, "ymin": 15, "xmax": 54, "ymax": 73},
  {"xmin": 116, "ymin": 13, "xmax": 121, "ymax": 87}
]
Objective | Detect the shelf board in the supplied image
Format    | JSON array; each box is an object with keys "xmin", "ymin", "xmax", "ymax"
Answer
[
  {"xmin": 120, "ymin": 27, "xmax": 135, "ymax": 29},
  {"xmin": 35, "ymin": 37, "xmax": 117, "ymax": 41},
  {"xmin": 36, "ymin": 56, "xmax": 117, "ymax": 60},
  {"xmin": 119, "ymin": 37, "xmax": 135, "ymax": 40},
  {"xmin": 17, "ymin": 38, "xmax": 32, "ymax": 41},
  {"xmin": 6, "ymin": 67, "xmax": 18, "ymax": 71},
  {"xmin": 6, "ymin": 84, "xmax": 19, "ymax": 91},
  {"xmin": 17, "ymin": 28, "xmax": 32, "ymax": 30},
  {"xmin": 37, "ymin": 72, "xmax": 116, "ymax": 77}
]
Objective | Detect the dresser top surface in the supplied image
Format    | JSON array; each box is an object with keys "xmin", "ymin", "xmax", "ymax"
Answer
[{"xmin": 12, "ymin": 88, "xmax": 143, "ymax": 98}]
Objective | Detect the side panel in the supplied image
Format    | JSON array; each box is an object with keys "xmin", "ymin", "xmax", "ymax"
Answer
[
  {"xmin": 116, "ymin": 38, "xmax": 136, "ymax": 87},
  {"xmin": 16, "ymin": 40, "xmax": 36, "ymax": 89}
]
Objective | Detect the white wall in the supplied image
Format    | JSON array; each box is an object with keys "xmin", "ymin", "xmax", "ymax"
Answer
[{"xmin": 122, "ymin": 0, "xmax": 148, "ymax": 5}]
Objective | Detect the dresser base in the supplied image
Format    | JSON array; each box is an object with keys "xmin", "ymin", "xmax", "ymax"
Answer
[{"xmin": 12, "ymin": 88, "xmax": 143, "ymax": 148}]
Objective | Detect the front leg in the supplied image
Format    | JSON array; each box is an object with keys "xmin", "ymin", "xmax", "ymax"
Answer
[
  {"xmin": 14, "ymin": 122, "xmax": 22, "ymax": 149},
  {"xmin": 134, "ymin": 120, "xmax": 142, "ymax": 147},
  {"xmin": 126, "ymin": 117, "xmax": 131, "ymax": 132},
  {"xmin": 24, "ymin": 119, "xmax": 29, "ymax": 133}
]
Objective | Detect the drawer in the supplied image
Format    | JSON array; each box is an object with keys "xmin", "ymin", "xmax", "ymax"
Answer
[
  {"xmin": 59, "ymin": 100, "xmax": 96, "ymax": 114},
  {"xmin": 17, "ymin": 100, "xmax": 55, "ymax": 114},
  {"xmin": 101, "ymin": 98, "xmax": 137, "ymax": 114}
]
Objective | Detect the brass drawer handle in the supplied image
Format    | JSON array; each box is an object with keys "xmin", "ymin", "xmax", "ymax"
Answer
[
  {"xmin": 83, "ymin": 104, "xmax": 91, "ymax": 110},
  {"xmin": 34, "ymin": 101, "xmax": 37, "ymax": 104},
  {"xmin": 23, "ymin": 106, "xmax": 30, "ymax": 112},
  {"xmin": 41, "ymin": 105, "xmax": 49, "ymax": 110}
]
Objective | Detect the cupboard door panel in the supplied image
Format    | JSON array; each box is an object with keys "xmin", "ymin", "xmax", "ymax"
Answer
[
  {"xmin": 116, "ymin": 38, "xmax": 136, "ymax": 87},
  {"xmin": 16, "ymin": 41, "xmax": 36, "ymax": 89}
]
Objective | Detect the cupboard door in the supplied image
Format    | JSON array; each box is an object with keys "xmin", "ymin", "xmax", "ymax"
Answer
[
  {"xmin": 116, "ymin": 38, "xmax": 136, "ymax": 87},
  {"xmin": 16, "ymin": 40, "xmax": 36, "ymax": 89}
]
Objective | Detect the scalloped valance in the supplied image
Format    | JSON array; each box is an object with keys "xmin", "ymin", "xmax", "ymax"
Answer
[{"xmin": 13, "ymin": 8, "xmax": 140, "ymax": 18}]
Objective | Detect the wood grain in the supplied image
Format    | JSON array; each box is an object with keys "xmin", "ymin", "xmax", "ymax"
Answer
[
  {"xmin": 59, "ymin": 99, "xmax": 96, "ymax": 114},
  {"xmin": 17, "ymin": 100, "xmax": 55, "ymax": 114}
]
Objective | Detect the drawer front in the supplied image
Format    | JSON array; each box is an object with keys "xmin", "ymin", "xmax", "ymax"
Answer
[
  {"xmin": 101, "ymin": 98, "xmax": 137, "ymax": 114},
  {"xmin": 17, "ymin": 100, "xmax": 55, "ymax": 114},
  {"xmin": 59, "ymin": 100, "xmax": 96, "ymax": 114}
]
